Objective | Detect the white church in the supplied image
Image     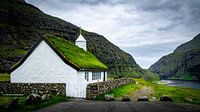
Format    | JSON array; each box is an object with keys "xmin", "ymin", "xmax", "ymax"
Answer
[{"xmin": 10, "ymin": 30, "xmax": 108, "ymax": 98}]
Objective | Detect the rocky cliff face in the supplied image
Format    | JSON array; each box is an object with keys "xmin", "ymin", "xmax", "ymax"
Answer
[
  {"xmin": 0, "ymin": 0, "xmax": 143, "ymax": 77},
  {"xmin": 150, "ymin": 34, "xmax": 200, "ymax": 80}
]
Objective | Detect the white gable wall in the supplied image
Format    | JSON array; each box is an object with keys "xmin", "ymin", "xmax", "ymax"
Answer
[
  {"xmin": 11, "ymin": 41, "xmax": 77, "ymax": 83},
  {"xmin": 11, "ymin": 40, "xmax": 107, "ymax": 98},
  {"xmin": 11, "ymin": 41, "xmax": 78, "ymax": 97},
  {"xmin": 75, "ymin": 41, "xmax": 86, "ymax": 51}
]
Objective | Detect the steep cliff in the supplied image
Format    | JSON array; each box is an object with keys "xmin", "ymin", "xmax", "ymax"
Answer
[
  {"xmin": 0, "ymin": 0, "xmax": 143, "ymax": 77},
  {"xmin": 150, "ymin": 34, "xmax": 200, "ymax": 80}
]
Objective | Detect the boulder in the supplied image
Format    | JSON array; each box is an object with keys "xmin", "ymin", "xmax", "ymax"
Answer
[
  {"xmin": 105, "ymin": 95, "xmax": 115, "ymax": 101},
  {"xmin": 137, "ymin": 96, "xmax": 149, "ymax": 101},
  {"xmin": 151, "ymin": 97, "xmax": 157, "ymax": 101},
  {"xmin": 42, "ymin": 94, "xmax": 50, "ymax": 101},
  {"xmin": 8, "ymin": 97, "xmax": 19, "ymax": 109},
  {"xmin": 121, "ymin": 95, "xmax": 131, "ymax": 101},
  {"xmin": 185, "ymin": 97, "xmax": 193, "ymax": 102},
  {"xmin": 160, "ymin": 95, "xmax": 173, "ymax": 102},
  {"xmin": 25, "ymin": 94, "xmax": 42, "ymax": 104}
]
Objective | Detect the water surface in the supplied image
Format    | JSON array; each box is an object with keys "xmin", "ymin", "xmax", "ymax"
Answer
[{"xmin": 158, "ymin": 80, "xmax": 200, "ymax": 89}]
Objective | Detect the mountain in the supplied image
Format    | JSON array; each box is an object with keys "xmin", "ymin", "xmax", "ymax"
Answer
[
  {"xmin": 150, "ymin": 34, "xmax": 200, "ymax": 80},
  {"xmin": 0, "ymin": 0, "xmax": 144, "ymax": 77}
]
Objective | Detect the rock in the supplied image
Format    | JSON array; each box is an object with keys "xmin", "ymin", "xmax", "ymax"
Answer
[
  {"xmin": 105, "ymin": 95, "xmax": 115, "ymax": 101},
  {"xmin": 137, "ymin": 96, "xmax": 149, "ymax": 101},
  {"xmin": 26, "ymin": 94, "xmax": 42, "ymax": 104},
  {"xmin": 185, "ymin": 97, "xmax": 193, "ymax": 102},
  {"xmin": 160, "ymin": 95, "xmax": 173, "ymax": 102},
  {"xmin": 0, "ymin": 92, "xmax": 3, "ymax": 96},
  {"xmin": 151, "ymin": 97, "xmax": 157, "ymax": 101},
  {"xmin": 121, "ymin": 95, "xmax": 131, "ymax": 101},
  {"xmin": 42, "ymin": 94, "xmax": 50, "ymax": 100},
  {"xmin": 8, "ymin": 97, "xmax": 19, "ymax": 109}
]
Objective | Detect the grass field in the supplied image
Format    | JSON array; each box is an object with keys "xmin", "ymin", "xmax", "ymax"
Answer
[{"xmin": 96, "ymin": 78, "xmax": 200, "ymax": 104}]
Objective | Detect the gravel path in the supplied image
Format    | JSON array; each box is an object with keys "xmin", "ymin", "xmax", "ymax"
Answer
[{"xmin": 35, "ymin": 100, "xmax": 200, "ymax": 112}]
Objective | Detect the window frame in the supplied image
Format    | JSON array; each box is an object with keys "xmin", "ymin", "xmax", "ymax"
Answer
[
  {"xmin": 92, "ymin": 72, "xmax": 101, "ymax": 80},
  {"xmin": 85, "ymin": 71, "xmax": 89, "ymax": 81}
]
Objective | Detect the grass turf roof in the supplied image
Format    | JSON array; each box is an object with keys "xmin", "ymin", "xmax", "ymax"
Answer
[{"xmin": 46, "ymin": 35, "xmax": 107, "ymax": 70}]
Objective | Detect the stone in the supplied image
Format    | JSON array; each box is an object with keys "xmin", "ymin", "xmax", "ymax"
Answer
[
  {"xmin": 121, "ymin": 95, "xmax": 131, "ymax": 101},
  {"xmin": 151, "ymin": 97, "xmax": 157, "ymax": 101},
  {"xmin": 105, "ymin": 95, "xmax": 115, "ymax": 101},
  {"xmin": 8, "ymin": 97, "xmax": 19, "ymax": 109},
  {"xmin": 0, "ymin": 92, "xmax": 3, "ymax": 96},
  {"xmin": 137, "ymin": 96, "xmax": 149, "ymax": 101},
  {"xmin": 160, "ymin": 95, "xmax": 173, "ymax": 102},
  {"xmin": 185, "ymin": 97, "xmax": 193, "ymax": 102},
  {"xmin": 25, "ymin": 94, "xmax": 42, "ymax": 104},
  {"xmin": 42, "ymin": 94, "xmax": 50, "ymax": 100}
]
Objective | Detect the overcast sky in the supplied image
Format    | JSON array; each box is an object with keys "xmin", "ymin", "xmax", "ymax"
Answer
[{"xmin": 26, "ymin": 0, "xmax": 200, "ymax": 69}]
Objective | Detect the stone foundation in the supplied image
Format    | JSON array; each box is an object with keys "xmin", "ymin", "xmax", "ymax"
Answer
[
  {"xmin": 86, "ymin": 78, "xmax": 135, "ymax": 99},
  {"xmin": 0, "ymin": 82, "xmax": 66, "ymax": 96}
]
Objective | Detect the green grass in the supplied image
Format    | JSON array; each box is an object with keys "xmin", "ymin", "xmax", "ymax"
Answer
[
  {"xmin": 96, "ymin": 78, "xmax": 200, "ymax": 104},
  {"xmin": 0, "ymin": 73, "xmax": 10, "ymax": 82},
  {"xmin": 0, "ymin": 95, "xmax": 68, "ymax": 112},
  {"xmin": 153, "ymin": 84, "xmax": 200, "ymax": 104},
  {"xmin": 96, "ymin": 83, "xmax": 140, "ymax": 100},
  {"xmin": 0, "ymin": 48, "xmax": 27, "ymax": 58},
  {"xmin": 136, "ymin": 78, "xmax": 200, "ymax": 104},
  {"xmin": 46, "ymin": 35, "xmax": 107, "ymax": 69}
]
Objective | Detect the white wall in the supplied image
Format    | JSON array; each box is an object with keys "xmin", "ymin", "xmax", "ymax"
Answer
[
  {"xmin": 75, "ymin": 41, "xmax": 86, "ymax": 51},
  {"xmin": 11, "ymin": 41, "xmax": 78, "ymax": 97},
  {"xmin": 76, "ymin": 71, "xmax": 107, "ymax": 98},
  {"xmin": 11, "ymin": 40, "xmax": 107, "ymax": 98}
]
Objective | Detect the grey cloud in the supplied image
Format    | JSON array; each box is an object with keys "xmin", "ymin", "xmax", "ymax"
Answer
[{"xmin": 25, "ymin": 0, "xmax": 200, "ymax": 68}]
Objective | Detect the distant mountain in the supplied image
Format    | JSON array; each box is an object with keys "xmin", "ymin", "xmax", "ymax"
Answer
[
  {"xmin": 150, "ymin": 34, "xmax": 200, "ymax": 80},
  {"xmin": 0, "ymin": 0, "xmax": 145, "ymax": 77}
]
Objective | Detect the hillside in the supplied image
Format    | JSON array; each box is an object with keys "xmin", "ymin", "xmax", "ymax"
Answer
[
  {"xmin": 0, "ymin": 0, "xmax": 144, "ymax": 77},
  {"xmin": 150, "ymin": 34, "xmax": 200, "ymax": 80}
]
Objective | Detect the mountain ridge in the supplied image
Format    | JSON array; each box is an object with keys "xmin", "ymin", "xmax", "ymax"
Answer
[
  {"xmin": 0, "ymin": 0, "xmax": 144, "ymax": 77},
  {"xmin": 150, "ymin": 33, "xmax": 200, "ymax": 80}
]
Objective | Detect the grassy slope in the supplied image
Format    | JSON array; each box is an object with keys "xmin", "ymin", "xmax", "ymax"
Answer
[
  {"xmin": 47, "ymin": 35, "xmax": 107, "ymax": 69},
  {"xmin": 96, "ymin": 78, "xmax": 200, "ymax": 104},
  {"xmin": 134, "ymin": 78, "xmax": 200, "ymax": 104},
  {"xmin": 0, "ymin": 73, "xmax": 10, "ymax": 81},
  {"xmin": 150, "ymin": 34, "xmax": 200, "ymax": 80},
  {"xmin": 96, "ymin": 83, "xmax": 140, "ymax": 100}
]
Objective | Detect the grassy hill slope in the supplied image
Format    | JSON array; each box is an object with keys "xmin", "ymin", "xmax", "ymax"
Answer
[{"xmin": 150, "ymin": 34, "xmax": 200, "ymax": 80}]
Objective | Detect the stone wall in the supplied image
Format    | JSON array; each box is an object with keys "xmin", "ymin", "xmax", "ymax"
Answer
[
  {"xmin": 0, "ymin": 82, "xmax": 66, "ymax": 96},
  {"xmin": 86, "ymin": 78, "xmax": 135, "ymax": 99}
]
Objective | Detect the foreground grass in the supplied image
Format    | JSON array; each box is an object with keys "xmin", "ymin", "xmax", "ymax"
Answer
[
  {"xmin": 0, "ymin": 95, "xmax": 68, "ymax": 112},
  {"xmin": 153, "ymin": 84, "xmax": 200, "ymax": 104},
  {"xmin": 96, "ymin": 78, "xmax": 200, "ymax": 104},
  {"xmin": 96, "ymin": 83, "xmax": 140, "ymax": 100},
  {"xmin": 0, "ymin": 73, "xmax": 10, "ymax": 82}
]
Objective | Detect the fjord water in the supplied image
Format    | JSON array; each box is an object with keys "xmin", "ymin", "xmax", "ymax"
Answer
[{"xmin": 160, "ymin": 80, "xmax": 200, "ymax": 89}]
